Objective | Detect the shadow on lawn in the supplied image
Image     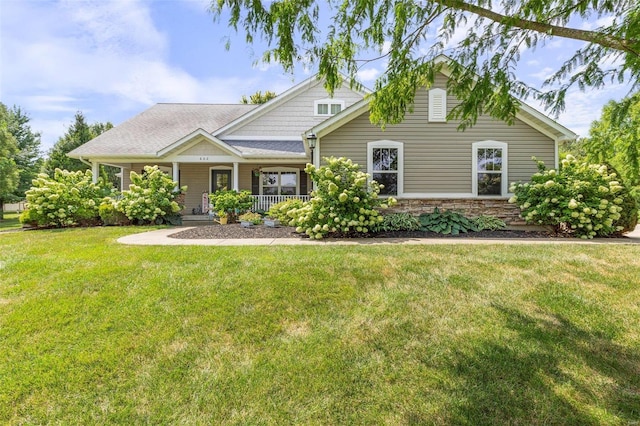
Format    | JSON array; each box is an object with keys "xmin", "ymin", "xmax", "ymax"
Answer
[{"xmin": 435, "ymin": 305, "xmax": 640, "ymax": 425}]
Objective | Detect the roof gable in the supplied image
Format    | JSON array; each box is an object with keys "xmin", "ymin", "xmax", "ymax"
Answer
[
  {"xmin": 310, "ymin": 57, "xmax": 577, "ymax": 142},
  {"xmin": 158, "ymin": 129, "xmax": 243, "ymax": 158},
  {"xmin": 216, "ymin": 74, "xmax": 369, "ymax": 138}
]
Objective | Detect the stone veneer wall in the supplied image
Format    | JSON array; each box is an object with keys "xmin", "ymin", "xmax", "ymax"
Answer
[{"xmin": 389, "ymin": 199, "xmax": 525, "ymax": 225}]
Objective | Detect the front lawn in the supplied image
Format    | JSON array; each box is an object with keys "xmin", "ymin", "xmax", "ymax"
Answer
[
  {"xmin": 0, "ymin": 212, "xmax": 21, "ymax": 231},
  {"xmin": 1, "ymin": 227, "xmax": 639, "ymax": 424}
]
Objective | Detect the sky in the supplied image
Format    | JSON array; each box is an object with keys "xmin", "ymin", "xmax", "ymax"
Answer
[{"xmin": 0, "ymin": 0, "xmax": 634, "ymax": 154}]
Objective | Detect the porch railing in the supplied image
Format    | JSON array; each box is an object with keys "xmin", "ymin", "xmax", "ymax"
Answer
[{"xmin": 252, "ymin": 195, "xmax": 310, "ymax": 212}]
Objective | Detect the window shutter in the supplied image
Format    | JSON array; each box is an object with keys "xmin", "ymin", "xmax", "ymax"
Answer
[
  {"xmin": 251, "ymin": 172, "xmax": 259, "ymax": 195},
  {"xmin": 300, "ymin": 170, "xmax": 308, "ymax": 195},
  {"xmin": 428, "ymin": 88, "xmax": 447, "ymax": 122}
]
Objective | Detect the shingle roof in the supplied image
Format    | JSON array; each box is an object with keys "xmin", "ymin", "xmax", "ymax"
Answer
[
  {"xmin": 68, "ymin": 103, "xmax": 258, "ymax": 157},
  {"xmin": 225, "ymin": 140, "xmax": 306, "ymax": 157}
]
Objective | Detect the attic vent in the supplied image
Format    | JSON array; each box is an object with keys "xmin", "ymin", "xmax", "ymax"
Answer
[{"xmin": 428, "ymin": 88, "xmax": 447, "ymax": 122}]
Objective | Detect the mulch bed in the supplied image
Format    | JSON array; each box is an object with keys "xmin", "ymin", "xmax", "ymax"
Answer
[{"xmin": 169, "ymin": 223, "xmax": 565, "ymax": 240}]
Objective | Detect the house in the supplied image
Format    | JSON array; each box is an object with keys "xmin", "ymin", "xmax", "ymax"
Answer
[{"xmin": 68, "ymin": 58, "xmax": 576, "ymax": 224}]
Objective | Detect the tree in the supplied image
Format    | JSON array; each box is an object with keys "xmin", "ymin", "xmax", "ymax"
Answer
[
  {"xmin": 240, "ymin": 90, "xmax": 277, "ymax": 104},
  {"xmin": 45, "ymin": 112, "xmax": 97, "ymax": 174},
  {"xmin": 5, "ymin": 105, "xmax": 43, "ymax": 200},
  {"xmin": 583, "ymin": 93, "xmax": 640, "ymax": 187},
  {"xmin": 44, "ymin": 112, "xmax": 115, "ymax": 184},
  {"xmin": 0, "ymin": 105, "xmax": 19, "ymax": 220},
  {"xmin": 211, "ymin": 0, "xmax": 640, "ymax": 129}
]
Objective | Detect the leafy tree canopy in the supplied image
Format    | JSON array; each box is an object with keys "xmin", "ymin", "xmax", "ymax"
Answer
[
  {"xmin": 241, "ymin": 90, "xmax": 277, "ymax": 104},
  {"xmin": 583, "ymin": 92, "xmax": 640, "ymax": 187},
  {"xmin": 4, "ymin": 105, "xmax": 43, "ymax": 199},
  {"xmin": 44, "ymin": 112, "xmax": 113, "ymax": 175},
  {"xmin": 211, "ymin": 0, "xmax": 640, "ymax": 128},
  {"xmin": 0, "ymin": 104, "xmax": 20, "ymax": 218}
]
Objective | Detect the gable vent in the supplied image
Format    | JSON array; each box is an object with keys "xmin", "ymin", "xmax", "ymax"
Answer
[{"xmin": 428, "ymin": 88, "xmax": 447, "ymax": 122}]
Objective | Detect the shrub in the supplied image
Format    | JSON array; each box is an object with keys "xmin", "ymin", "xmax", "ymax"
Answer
[
  {"xmin": 209, "ymin": 189, "xmax": 254, "ymax": 222},
  {"xmin": 288, "ymin": 157, "xmax": 395, "ymax": 239},
  {"xmin": 18, "ymin": 208, "xmax": 38, "ymax": 227},
  {"xmin": 98, "ymin": 201, "xmax": 130, "ymax": 226},
  {"xmin": 238, "ymin": 212, "xmax": 263, "ymax": 224},
  {"xmin": 509, "ymin": 156, "xmax": 638, "ymax": 238},
  {"xmin": 117, "ymin": 166, "xmax": 186, "ymax": 224},
  {"xmin": 604, "ymin": 164, "xmax": 638, "ymax": 231},
  {"xmin": 23, "ymin": 169, "xmax": 110, "ymax": 227},
  {"xmin": 267, "ymin": 198, "xmax": 305, "ymax": 221},
  {"xmin": 418, "ymin": 208, "xmax": 477, "ymax": 234},
  {"xmin": 473, "ymin": 215, "xmax": 507, "ymax": 231},
  {"xmin": 372, "ymin": 212, "xmax": 421, "ymax": 232}
]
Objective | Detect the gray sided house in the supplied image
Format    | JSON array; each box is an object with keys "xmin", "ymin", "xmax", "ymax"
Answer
[{"xmin": 68, "ymin": 60, "xmax": 576, "ymax": 224}]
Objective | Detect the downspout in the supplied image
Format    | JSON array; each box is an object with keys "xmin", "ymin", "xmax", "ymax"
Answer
[{"xmin": 78, "ymin": 156, "xmax": 92, "ymax": 167}]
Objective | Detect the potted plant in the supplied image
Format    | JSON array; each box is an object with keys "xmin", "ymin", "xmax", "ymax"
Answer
[
  {"xmin": 217, "ymin": 210, "xmax": 228, "ymax": 225},
  {"xmin": 239, "ymin": 212, "xmax": 262, "ymax": 228},
  {"xmin": 209, "ymin": 189, "xmax": 254, "ymax": 223},
  {"xmin": 263, "ymin": 217, "xmax": 281, "ymax": 228}
]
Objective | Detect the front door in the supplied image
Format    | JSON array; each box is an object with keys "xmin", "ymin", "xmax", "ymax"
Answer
[{"xmin": 211, "ymin": 170, "xmax": 231, "ymax": 192}]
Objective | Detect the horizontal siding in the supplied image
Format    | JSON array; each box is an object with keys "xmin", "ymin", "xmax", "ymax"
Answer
[
  {"xmin": 177, "ymin": 164, "xmax": 210, "ymax": 211},
  {"xmin": 320, "ymin": 73, "xmax": 555, "ymax": 194},
  {"xmin": 180, "ymin": 139, "xmax": 227, "ymax": 156},
  {"xmin": 230, "ymin": 83, "xmax": 364, "ymax": 137}
]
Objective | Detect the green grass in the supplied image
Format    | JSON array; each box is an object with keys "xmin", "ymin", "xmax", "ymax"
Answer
[
  {"xmin": 0, "ymin": 212, "xmax": 21, "ymax": 231},
  {"xmin": 1, "ymin": 227, "xmax": 639, "ymax": 424}
]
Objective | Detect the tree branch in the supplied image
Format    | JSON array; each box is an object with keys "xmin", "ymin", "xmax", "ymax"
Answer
[{"xmin": 434, "ymin": 0, "xmax": 639, "ymax": 56}]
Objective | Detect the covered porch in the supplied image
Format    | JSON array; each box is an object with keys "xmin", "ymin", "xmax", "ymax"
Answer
[
  {"xmin": 84, "ymin": 128, "xmax": 317, "ymax": 217},
  {"xmin": 110, "ymin": 161, "xmax": 311, "ymax": 215}
]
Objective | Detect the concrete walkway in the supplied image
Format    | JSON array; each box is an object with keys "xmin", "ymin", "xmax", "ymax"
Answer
[{"xmin": 117, "ymin": 225, "xmax": 640, "ymax": 246}]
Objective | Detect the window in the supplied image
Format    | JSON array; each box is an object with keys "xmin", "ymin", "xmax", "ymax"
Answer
[
  {"xmin": 367, "ymin": 140, "xmax": 404, "ymax": 196},
  {"xmin": 314, "ymin": 99, "xmax": 345, "ymax": 116},
  {"xmin": 260, "ymin": 168, "xmax": 299, "ymax": 195},
  {"xmin": 428, "ymin": 88, "xmax": 447, "ymax": 122},
  {"xmin": 472, "ymin": 141, "xmax": 508, "ymax": 196}
]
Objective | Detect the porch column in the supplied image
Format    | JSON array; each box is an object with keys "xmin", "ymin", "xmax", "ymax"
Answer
[
  {"xmin": 233, "ymin": 162, "xmax": 239, "ymax": 191},
  {"xmin": 91, "ymin": 161, "xmax": 99, "ymax": 184},
  {"xmin": 172, "ymin": 162, "xmax": 179, "ymax": 189}
]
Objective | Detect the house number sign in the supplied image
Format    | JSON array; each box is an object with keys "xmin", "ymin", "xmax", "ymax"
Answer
[{"xmin": 198, "ymin": 157, "xmax": 210, "ymax": 161}]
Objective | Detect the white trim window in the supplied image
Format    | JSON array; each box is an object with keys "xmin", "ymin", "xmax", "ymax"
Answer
[
  {"xmin": 472, "ymin": 141, "xmax": 508, "ymax": 196},
  {"xmin": 428, "ymin": 88, "xmax": 447, "ymax": 122},
  {"xmin": 367, "ymin": 140, "xmax": 404, "ymax": 196},
  {"xmin": 314, "ymin": 99, "xmax": 345, "ymax": 116},
  {"xmin": 260, "ymin": 167, "xmax": 299, "ymax": 195}
]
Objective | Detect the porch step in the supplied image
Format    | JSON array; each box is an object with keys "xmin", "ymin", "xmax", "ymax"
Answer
[{"xmin": 182, "ymin": 215, "xmax": 216, "ymax": 225}]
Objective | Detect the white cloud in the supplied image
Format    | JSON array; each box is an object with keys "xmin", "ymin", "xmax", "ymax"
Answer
[
  {"xmin": 0, "ymin": 0, "xmax": 262, "ymax": 150},
  {"xmin": 528, "ymin": 67, "xmax": 555, "ymax": 82},
  {"xmin": 357, "ymin": 68, "xmax": 381, "ymax": 82},
  {"xmin": 580, "ymin": 14, "xmax": 615, "ymax": 31},
  {"xmin": 556, "ymin": 83, "xmax": 632, "ymax": 138},
  {"xmin": 21, "ymin": 96, "xmax": 81, "ymax": 113}
]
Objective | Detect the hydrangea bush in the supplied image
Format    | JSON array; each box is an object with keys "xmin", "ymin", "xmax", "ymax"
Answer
[
  {"xmin": 115, "ymin": 166, "xmax": 186, "ymax": 224},
  {"xmin": 288, "ymin": 156, "xmax": 396, "ymax": 239},
  {"xmin": 209, "ymin": 189, "xmax": 254, "ymax": 222},
  {"xmin": 23, "ymin": 169, "xmax": 111, "ymax": 227},
  {"xmin": 509, "ymin": 155, "xmax": 637, "ymax": 238},
  {"xmin": 266, "ymin": 198, "xmax": 305, "ymax": 221}
]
